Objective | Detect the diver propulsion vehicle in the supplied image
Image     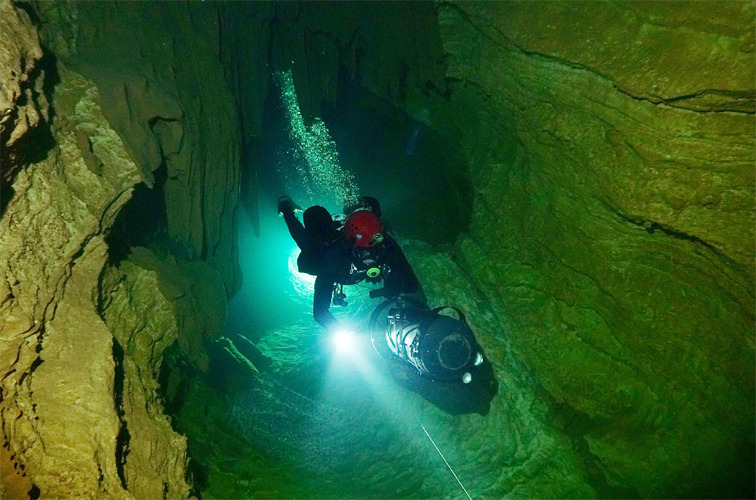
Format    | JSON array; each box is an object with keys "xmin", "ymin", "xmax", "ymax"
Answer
[{"xmin": 369, "ymin": 298, "xmax": 484, "ymax": 384}]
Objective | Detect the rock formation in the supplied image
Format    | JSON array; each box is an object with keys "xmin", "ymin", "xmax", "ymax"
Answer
[
  {"xmin": 0, "ymin": 1, "xmax": 753, "ymax": 498},
  {"xmin": 1, "ymin": 1, "xmax": 234, "ymax": 497},
  {"xmin": 0, "ymin": 56, "xmax": 142, "ymax": 497}
]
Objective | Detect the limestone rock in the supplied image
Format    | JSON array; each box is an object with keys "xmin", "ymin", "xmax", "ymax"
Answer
[
  {"xmin": 102, "ymin": 247, "xmax": 227, "ymax": 372},
  {"xmin": 424, "ymin": 2, "xmax": 755, "ymax": 496},
  {"xmin": 480, "ymin": 1, "xmax": 755, "ymax": 112},
  {"xmin": 0, "ymin": 0, "xmax": 44, "ymax": 147},
  {"xmin": 0, "ymin": 0, "xmax": 47, "ymax": 200},
  {"xmin": 33, "ymin": 1, "xmax": 243, "ymax": 293},
  {"xmin": 0, "ymin": 64, "xmax": 142, "ymax": 498},
  {"xmin": 99, "ymin": 246, "xmax": 227, "ymax": 499}
]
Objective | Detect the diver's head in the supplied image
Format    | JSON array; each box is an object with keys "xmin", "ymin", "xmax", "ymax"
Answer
[
  {"xmin": 344, "ymin": 196, "xmax": 382, "ymax": 218},
  {"xmin": 343, "ymin": 209, "xmax": 384, "ymax": 248},
  {"xmin": 304, "ymin": 206, "xmax": 339, "ymax": 244}
]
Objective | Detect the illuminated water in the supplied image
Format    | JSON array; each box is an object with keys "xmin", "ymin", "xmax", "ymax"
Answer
[
  {"xmin": 172, "ymin": 66, "xmax": 479, "ymax": 499},
  {"xmin": 226, "ymin": 70, "xmax": 364, "ymax": 336},
  {"xmin": 275, "ymin": 69, "xmax": 360, "ymax": 213}
]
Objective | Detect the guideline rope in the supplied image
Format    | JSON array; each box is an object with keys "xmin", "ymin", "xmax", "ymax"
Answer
[
  {"xmin": 352, "ymin": 283, "xmax": 371, "ymax": 308},
  {"xmin": 414, "ymin": 415, "xmax": 474, "ymax": 500}
]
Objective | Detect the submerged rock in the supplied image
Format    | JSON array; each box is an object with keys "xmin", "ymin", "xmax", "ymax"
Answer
[
  {"xmin": 0, "ymin": 59, "xmax": 142, "ymax": 497},
  {"xmin": 0, "ymin": 1, "xmax": 752, "ymax": 498}
]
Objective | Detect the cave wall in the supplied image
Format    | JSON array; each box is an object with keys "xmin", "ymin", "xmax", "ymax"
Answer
[
  {"xmin": 0, "ymin": 0, "xmax": 45, "ymax": 199},
  {"xmin": 269, "ymin": 1, "xmax": 755, "ymax": 496},
  {"xmin": 429, "ymin": 4, "xmax": 754, "ymax": 497},
  {"xmin": 34, "ymin": 0, "xmax": 243, "ymax": 293},
  {"xmin": 1, "ymin": 1, "xmax": 753, "ymax": 498},
  {"xmin": 98, "ymin": 247, "xmax": 227, "ymax": 498},
  {"xmin": 0, "ymin": 55, "xmax": 143, "ymax": 496},
  {"xmin": 1, "ymin": 1, "xmax": 241, "ymax": 497}
]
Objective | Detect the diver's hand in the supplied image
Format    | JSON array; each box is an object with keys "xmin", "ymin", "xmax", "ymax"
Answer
[{"xmin": 277, "ymin": 196, "xmax": 302, "ymax": 215}]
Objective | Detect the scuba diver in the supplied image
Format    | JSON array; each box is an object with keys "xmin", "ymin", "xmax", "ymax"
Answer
[
  {"xmin": 278, "ymin": 195, "xmax": 422, "ymax": 332},
  {"xmin": 279, "ymin": 196, "xmax": 497, "ymax": 408}
]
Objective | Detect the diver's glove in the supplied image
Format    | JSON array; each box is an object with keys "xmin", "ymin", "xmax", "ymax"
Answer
[{"xmin": 277, "ymin": 196, "xmax": 302, "ymax": 216}]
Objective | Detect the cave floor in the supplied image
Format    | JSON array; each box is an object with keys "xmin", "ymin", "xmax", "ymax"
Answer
[{"xmin": 173, "ymin": 305, "xmax": 481, "ymax": 499}]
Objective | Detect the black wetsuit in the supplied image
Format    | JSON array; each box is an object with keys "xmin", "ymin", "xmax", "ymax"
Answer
[{"xmin": 283, "ymin": 210, "xmax": 420, "ymax": 330}]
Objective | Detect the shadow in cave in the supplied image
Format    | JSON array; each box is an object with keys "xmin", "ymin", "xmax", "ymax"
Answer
[
  {"xmin": 383, "ymin": 348, "xmax": 499, "ymax": 416},
  {"xmin": 106, "ymin": 163, "xmax": 198, "ymax": 266},
  {"xmin": 320, "ymin": 64, "xmax": 473, "ymax": 245},
  {"xmin": 0, "ymin": 49, "xmax": 59, "ymax": 217}
]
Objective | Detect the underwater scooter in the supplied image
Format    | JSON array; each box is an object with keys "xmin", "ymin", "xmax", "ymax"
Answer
[{"xmin": 368, "ymin": 297, "xmax": 484, "ymax": 384}]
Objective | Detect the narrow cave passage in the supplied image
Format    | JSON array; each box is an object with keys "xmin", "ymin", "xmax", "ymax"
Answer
[
  {"xmin": 160, "ymin": 67, "xmax": 491, "ymax": 499},
  {"xmin": 226, "ymin": 67, "xmax": 472, "ymax": 336},
  {"xmin": 2, "ymin": 2, "xmax": 752, "ymax": 499}
]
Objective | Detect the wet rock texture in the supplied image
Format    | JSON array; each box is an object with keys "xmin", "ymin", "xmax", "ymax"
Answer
[
  {"xmin": 0, "ymin": 57, "xmax": 142, "ymax": 497},
  {"xmin": 0, "ymin": 0, "xmax": 45, "ymax": 187},
  {"xmin": 426, "ymin": 3, "xmax": 754, "ymax": 497},
  {"xmin": 34, "ymin": 0, "xmax": 243, "ymax": 292},
  {"xmin": 1, "ymin": 1, "xmax": 753, "ymax": 499},
  {"xmin": 99, "ymin": 247, "xmax": 227, "ymax": 498},
  {"xmin": 1, "ymin": 1, "xmax": 237, "ymax": 498}
]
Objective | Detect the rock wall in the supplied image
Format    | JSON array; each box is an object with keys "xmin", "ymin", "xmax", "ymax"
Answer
[
  {"xmin": 0, "ymin": 56, "xmax": 142, "ymax": 497},
  {"xmin": 421, "ymin": 2, "xmax": 754, "ymax": 497},
  {"xmin": 1, "ymin": 1, "xmax": 239, "ymax": 497},
  {"xmin": 99, "ymin": 247, "xmax": 227, "ymax": 499},
  {"xmin": 266, "ymin": 0, "xmax": 754, "ymax": 496},
  {"xmin": 33, "ymin": 0, "xmax": 242, "ymax": 293},
  {"xmin": 0, "ymin": 1, "xmax": 44, "ymax": 144},
  {"xmin": 0, "ymin": 0, "xmax": 46, "ymax": 209}
]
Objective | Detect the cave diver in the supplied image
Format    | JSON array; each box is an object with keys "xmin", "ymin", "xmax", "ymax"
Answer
[
  {"xmin": 278, "ymin": 195, "xmax": 423, "ymax": 332},
  {"xmin": 279, "ymin": 195, "xmax": 492, "ymax": 391}
]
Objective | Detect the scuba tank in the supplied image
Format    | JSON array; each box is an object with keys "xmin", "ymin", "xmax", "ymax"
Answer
[{"xmin": 369, "ymin": 298, "xmax": 484, "ymax": 383}]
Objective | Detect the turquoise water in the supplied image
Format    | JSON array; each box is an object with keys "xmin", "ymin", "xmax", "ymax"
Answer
[
  {"xmin": 166, "ymin": 67, "xmax": 484, "ymax": 499},
  {"xmin": 226, "ymin": 65, "xmax": 473, "ymax": 338},
  {"xmin": 275, "ymin": 70, "xmax": 360, "ymax": 211},
  {"xmin": 226, "ymin": 69, "xmax": 368, "ymax": 337}
]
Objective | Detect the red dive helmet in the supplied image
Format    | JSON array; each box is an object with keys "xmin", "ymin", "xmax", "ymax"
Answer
[{"xmin": 343, "ymin": 210, "xmax": 385, "ymax": 247}]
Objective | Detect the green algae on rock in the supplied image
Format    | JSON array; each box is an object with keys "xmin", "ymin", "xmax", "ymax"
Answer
[{"xmin": 1, "ymin": 1, "xmax": 753, "ymax": 498}]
